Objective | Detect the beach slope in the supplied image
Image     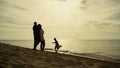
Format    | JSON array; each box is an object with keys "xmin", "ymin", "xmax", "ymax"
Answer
[{"xmin": 0, "ymin": 43, "xmax": 120, "ymax": 68}]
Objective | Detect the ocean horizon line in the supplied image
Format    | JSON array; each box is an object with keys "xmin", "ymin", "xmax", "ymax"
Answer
[{"xmin": 0, "ymin": 39, "xmax": 120, "ymax": 41}]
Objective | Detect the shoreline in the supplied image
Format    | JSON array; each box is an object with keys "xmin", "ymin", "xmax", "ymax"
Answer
[
  {"xmin": 0, "ymin": 42, "xmax": 120, "ymax": 68},
  {"xmin": 46, "ymin": 49, "xmax": 120, "ymax": 64},
  {"xmin": 0, "ymin": 40, "xmax": 120, "ymax": 63}
]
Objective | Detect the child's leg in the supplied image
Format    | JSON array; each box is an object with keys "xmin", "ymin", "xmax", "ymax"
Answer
[
  {"xmin": 57, "ymin": 46, "xmax": 60, "ymax": 50},
  {"xmin": 55, "ymin": 46, "xmax": 57, "ymax": 53}
]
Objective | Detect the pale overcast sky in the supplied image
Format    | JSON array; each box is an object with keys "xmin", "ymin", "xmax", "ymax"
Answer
[{"xmin": 0, "ymin": 0, "xmax": 120, "ymax": 40}]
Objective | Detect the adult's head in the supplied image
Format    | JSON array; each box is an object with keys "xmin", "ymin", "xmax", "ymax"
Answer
[
  {"xmin": 34, "ymin": 22, "xmax": 37, "ymax": 25},
  {"xmin": 38, "ymin": 24, "xmax": 42, "ymax": 29}
]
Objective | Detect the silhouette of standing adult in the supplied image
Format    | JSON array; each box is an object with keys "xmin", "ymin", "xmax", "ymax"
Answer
[
  {"xmin": 38, "ymin": 24, "xmax": 45, "ymax": 51},
  {"xmin": 33, "ymin": 22, "xmax": 40, "ymax": 50}
]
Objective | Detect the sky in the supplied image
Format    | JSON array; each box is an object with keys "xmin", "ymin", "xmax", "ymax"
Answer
[{"xmin": 0, "ymin": 0, "xmax": 120, "ymax": 40}]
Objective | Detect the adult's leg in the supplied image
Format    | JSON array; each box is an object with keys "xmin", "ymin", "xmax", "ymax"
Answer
[
  {"xmin": 41, "ymin": 41, "xmax": 45, "ymax": 51},
  {"xmin": 33, "ymin": 39, "xmax": 39, "ymax": 50},
  {"xmin": 40, "ymin": 42, "xmax": 42, "ymax": 51},
  {"xmin": 33, "ymin": 37, "xmax": 36, "ymax": 50},
  {"xmin": 42, "ymin": 41, "xmax": 45, "ymax": 51}
]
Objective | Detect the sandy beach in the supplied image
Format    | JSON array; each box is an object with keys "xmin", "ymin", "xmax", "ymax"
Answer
[{"xmin": 0, "ymin": 43, "xmax": 120, "ymax": 68}]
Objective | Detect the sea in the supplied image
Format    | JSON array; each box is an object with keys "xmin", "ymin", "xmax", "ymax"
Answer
[{"xmin": 0, "ymin": 39, "xmax": 120, "ymax": 63}]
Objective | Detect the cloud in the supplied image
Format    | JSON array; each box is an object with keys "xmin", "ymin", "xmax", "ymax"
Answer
[
  {"xmin": 0, "ymin": 0, "xmax": 30, "ymax": 29},
  {"xmin": 107, "ymin": 12, "xmax": 120, "ymax": 21},
  {"xmin": 106, "ymin": 0, "xmax": 120, "ymax": 5},
  {"xmin": 0, "ymin": 0, "xmax": 27, "ymax": 11},
  {"xmin": 11, "ymin": 5, "xmax": 28, "ymax": 11},
  {"xmin": 82, "ymin": 20, "xmax": 120, "ymax": 33},
  {"xmin": 0, "ymin": 14, "xmax": 30, "ymax": 29},
  {"xmin": 80, "ymin": 0, "xmax": 87, "ymax": 9}
]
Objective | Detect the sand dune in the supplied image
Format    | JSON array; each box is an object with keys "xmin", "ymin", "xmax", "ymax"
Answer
[{"xmin": 0, "ymin": 43, "xmax": 120, "ymax": 68}]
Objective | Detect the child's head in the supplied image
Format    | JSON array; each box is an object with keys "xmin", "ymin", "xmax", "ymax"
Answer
[{"xmin": 54, "ymin": 38, "xmax": 56, "ymax": 40}]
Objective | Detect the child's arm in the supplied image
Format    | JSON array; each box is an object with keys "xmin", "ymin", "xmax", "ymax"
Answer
[{"xmin": 52, "ymin": 42, "xmax": 55, "ymax": 43}]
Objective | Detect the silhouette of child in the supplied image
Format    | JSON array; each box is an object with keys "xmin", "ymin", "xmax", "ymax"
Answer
[{"xmin": 52, "ymin": 38, "xmax": 62, "ymax": 53}]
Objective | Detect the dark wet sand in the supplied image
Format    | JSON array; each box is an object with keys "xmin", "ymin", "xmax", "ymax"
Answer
[{"xmin": 0, "ymin": 43, "xmax": 120, "ymax": 68}]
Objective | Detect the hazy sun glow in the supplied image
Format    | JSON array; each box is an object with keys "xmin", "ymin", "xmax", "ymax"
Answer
[{"xmin": 44, "ymin": 0, "xmax": 80, "ymax": 19}]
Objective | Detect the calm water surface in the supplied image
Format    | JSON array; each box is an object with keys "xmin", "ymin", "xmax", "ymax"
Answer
[{"xmin": 0, "ymin": 39, "xmax": 120, "ymax": 63}]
